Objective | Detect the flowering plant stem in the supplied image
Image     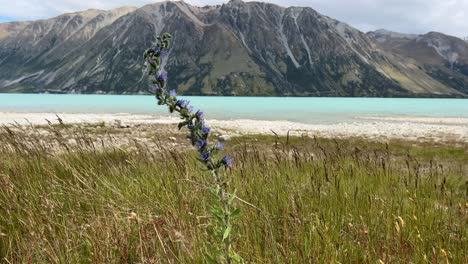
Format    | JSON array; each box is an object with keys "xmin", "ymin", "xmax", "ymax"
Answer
[
  {"xmin": 143, "ymin": 33, "xmax": 241, "ymax": 263},
  {"xmin": 211, "ymin": 169, "xmax": 235, "ymax": 264}
]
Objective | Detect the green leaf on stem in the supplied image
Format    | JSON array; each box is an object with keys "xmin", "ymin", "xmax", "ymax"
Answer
[
  {"xmin": 222, "ymin": 225, "xmax": 232, "ymax": 241},
  {"xmin": 230, "ymin": 208, "xmax": 240, "ymax": 217}
]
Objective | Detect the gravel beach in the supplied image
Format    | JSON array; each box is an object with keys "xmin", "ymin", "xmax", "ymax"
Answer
[{"xmin": 1, "ymin": 112, "xmax": 467, "ymax": 143}]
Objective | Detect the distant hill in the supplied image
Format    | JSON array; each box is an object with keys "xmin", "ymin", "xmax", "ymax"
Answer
[
  {"xmin": 367, "ymin": 29, "xmax": 468, "ymax": 96},
  {"xmin": 0, "ymin": 0, "xmax": 466, "ymax": 97}
]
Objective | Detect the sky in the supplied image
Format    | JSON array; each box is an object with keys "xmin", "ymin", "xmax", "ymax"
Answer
[{"xmin": 0, "ymin": 0, "xmax": 467, "ymax": 38}]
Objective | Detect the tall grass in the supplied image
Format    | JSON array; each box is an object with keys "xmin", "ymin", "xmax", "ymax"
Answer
[{"xmin": 0, "ymin": 125, "xmax": 466, "ymax": 263}]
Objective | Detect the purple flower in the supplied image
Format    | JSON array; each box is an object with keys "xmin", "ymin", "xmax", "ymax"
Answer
[
  {"xmin": 152, "ymin": 46, "xmax": 160, "ymax": 52},
  {"xmin": 188, "ymin": 105, "xmax": 194, "ymax": 113},
  {"xmin": 187, "ymin": 134, "xmax": 197, "ymax": 142},
  {"xmin": 216, "ymin": 142, "xmax": 224, "ymax": 151},
  {"xmin": 169, "ymin": 89, "xmax": 177, "ymax": 97},
  {"xmin": 177, "ymin": 99, "xmax": 190, "ymax": 108},
  {"xmin": 152, "ymin": 83, "xmax": 161, "ymax": 92},
  {"xmin": 160, "ymin": 50, "xmax": 169, "ymax": 57},
  {"xmin": 196, "ymin": 139, "xmax": 207, "ymax": 149},
  {"xmin": 201, "ymin": 124, "xmax": 211, "ymax": 135},
  {"xmin": 187, "ymin": 134, "xmax": 197, "ymax": 143},
  {"xmin": 201, "ymin": 151, "xmax": 211, "ymax": 161},
  {"xmin": 146, "ymin": 57, "xmax": 153, "ymax": 65},
  {"xmin": 196, "ymin": 110, "xmax": 204, "ymax": 119},
  {"xmin": 221, "ymin": 155, "xmax": 234, "ymax": 168},
  {"xmin": 156, "ymin": 70, "xmax": 167, "ymax": 82}
]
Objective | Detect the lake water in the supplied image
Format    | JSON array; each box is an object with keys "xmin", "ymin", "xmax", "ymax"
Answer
[{"xmin": 0, "ymin": 94, "xmax": 467, "ymax": 124}]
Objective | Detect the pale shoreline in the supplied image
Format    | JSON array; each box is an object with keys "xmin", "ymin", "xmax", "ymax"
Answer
[{"xmin": 0, "ymin": 112, "xmax": 467, "ymax": 143}]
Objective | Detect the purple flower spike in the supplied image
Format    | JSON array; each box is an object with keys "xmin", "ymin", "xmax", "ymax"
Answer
[
  {"xmin": 201, "ymin": 151, "xmax": 211, "ymax": 161},
  {"xmin": 216, "ymin": 142, "xmax": 224, "ymax": 151},
  {"xmin": 157, "ymin": 70, "xmax": 168, "ymax": 82},
  {"xmin": 145, "ymin": 34, "xmax": 234, "ymax": 173},
  {"xmin": 221, "ymin": 155, "xmax": 234, "ymax": 168}
]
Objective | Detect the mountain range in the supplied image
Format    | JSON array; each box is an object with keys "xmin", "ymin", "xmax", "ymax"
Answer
[{"xmin": 0, "ymin": 0, "xmax": 467, "ymax": 97}]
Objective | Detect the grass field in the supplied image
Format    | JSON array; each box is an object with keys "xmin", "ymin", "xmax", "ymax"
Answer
[{"xmin": 0, "ymin": 124, "xmax": 466, "ymax": 263}]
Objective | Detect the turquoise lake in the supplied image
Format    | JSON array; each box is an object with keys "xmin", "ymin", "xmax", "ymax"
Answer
[{"xmin": 0, "ymin": 94, "xmax": 467, "ymax": 124}]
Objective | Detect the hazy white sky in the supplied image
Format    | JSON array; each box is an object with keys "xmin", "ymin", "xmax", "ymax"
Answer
[{"xmin": 0, "ymin": 0, "xmax": 467, "ymax": 38}]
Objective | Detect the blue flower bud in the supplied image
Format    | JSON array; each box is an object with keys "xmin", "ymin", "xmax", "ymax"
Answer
[
  {"xmin": 216, "ymin": 142, "xmax": 224, "ymax": 151},
  {"xmin": 156, "ymin": 70, "xmax": 168, "ymax": 82},
  {"xmin": 176, "ymin": 99, "xmax": 190, "ymax": 108},
  {"xmin": 196, "ymin": 110, "xmax": 204, "ymax": 119},
  {"xmin": 201, "ymin": 125, "xmax": 211, "ymax": 135},
  {"xmin": 152, "ymin": 83, "xmax": 161, "ymax": 92},
  {"xmin": 221, "ymin": 155, "xmax": 234, "ymax": 168},
  {"xmin": 201, "ymin": 151, "xmax": 211, "ymax": 161},
  {"xmin": 187, "ymin": 134, "xmax": 197, "ymax": 144},
  {"xmin": 196, "ymin": 139, "xmax": 207, "ymax": 149}
]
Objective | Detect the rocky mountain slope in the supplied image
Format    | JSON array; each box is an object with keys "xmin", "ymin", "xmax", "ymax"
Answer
[
  {"xmin": 368, "ymin": 29, "xmax": 468, "ymax": 95},
  {"xmin": 0, "ymin": 0, "xmax": 466, "ymax": 97}
]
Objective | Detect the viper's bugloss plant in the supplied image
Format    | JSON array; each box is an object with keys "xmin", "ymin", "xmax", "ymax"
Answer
[{"xmin": 144, "ymin": 34, "xmax": 242, "ymax": 263}]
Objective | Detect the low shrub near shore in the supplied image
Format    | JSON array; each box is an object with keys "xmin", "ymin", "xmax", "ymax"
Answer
[{"xmin": 0, "ymin": 125, "xmax": 466, "ymax": 263}]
